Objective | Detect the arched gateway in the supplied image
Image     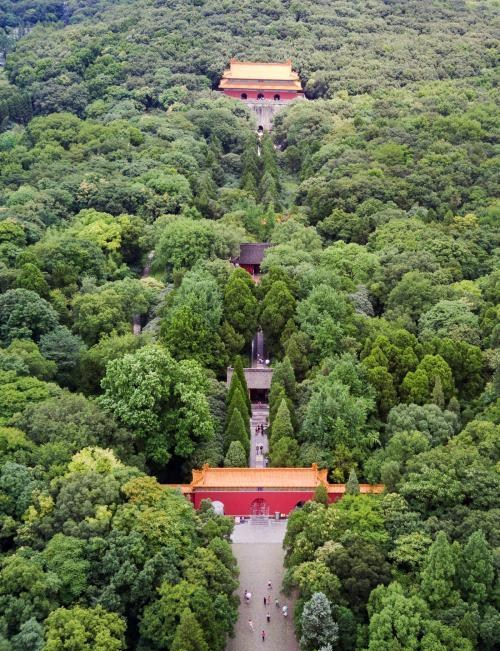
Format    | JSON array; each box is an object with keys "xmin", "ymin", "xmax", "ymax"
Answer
[{"xmin": 163, "ymin": 465, "xmax": 384, "ymax": 517}]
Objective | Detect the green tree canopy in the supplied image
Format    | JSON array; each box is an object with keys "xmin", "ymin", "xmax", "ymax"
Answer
[
  {"xmin": 99, "ymin": 345, "xmax": 213, "ymax": 465},
  {"xmin": 43, "ymin": 605, "xmax": 126, "ymax": 651}
]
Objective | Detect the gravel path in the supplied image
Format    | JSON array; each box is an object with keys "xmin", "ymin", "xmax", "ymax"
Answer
[{"xmin": 227, "ymin": 522, "xmax": 299, "ymax": 651}]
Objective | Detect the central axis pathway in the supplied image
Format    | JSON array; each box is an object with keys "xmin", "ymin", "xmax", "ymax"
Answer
[
  {"xmin": 226, "ymin": 522, "xmax": 299, "ymax": 651},
  {"xmin": 250, "ymin": 329, "xmax": 269, "ymax": 468}
]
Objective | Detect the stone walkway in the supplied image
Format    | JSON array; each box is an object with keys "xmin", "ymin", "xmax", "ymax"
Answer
[
  {"xmin": 250, "ymin": 404, "xmax": 269, "ymax": 468},
  {"xmin": 226, "ymin": 521, "xmax": 299, "ymax": 651}
]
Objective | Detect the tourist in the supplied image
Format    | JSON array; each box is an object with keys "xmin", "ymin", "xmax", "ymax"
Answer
[
  {"xmin": 282, "ymin": 605, "xmax": 288, "ymax": 617},
  {"xmin": 275, "ymin": 598, "xmax": 280, "ymax": 608},
  {"xmin": 266, "ymin": 612, "xmax": 271, "ymax": 623},
  {"xmin": 263, "ymin": 596, "xmax": 267, "ymax": 606},
  {"xmin": 267, "ymin": 580, "xmax": 272, "ymax": 590},
  {"xmin": 248, "ymin": 619, "xmax": 254, "ymax": 631},
  {"xmin": 261, "ymin": 630, "xmax": 266, "ymax": 642}
]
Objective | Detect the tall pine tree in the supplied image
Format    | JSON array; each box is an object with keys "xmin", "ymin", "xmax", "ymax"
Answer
[
  {"xmin": 224, "ymin": 409, "xmax": 250, "ymax": 456},
  {"xmin": 420, "ymin": 531, "xmax": 460, "ymax": 609},
  {"xmin": 171, "ymin": 608, "xmax": 209, "ymax": 651},
  {"xmin": 458, "ymin": 530, "xmax": 494, "ymax": 605},
  {"xmin": 233, "ymin": 355, "xmax": 251, "ymax": 415},
  {"xmin": 225, "ymin": 388, "xmax": 250, "ymax": 436}
]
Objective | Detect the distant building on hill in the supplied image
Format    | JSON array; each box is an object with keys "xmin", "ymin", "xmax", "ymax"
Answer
[
  {"xmin": 218, "ymin": 60, "xmax": 304, "ymax": 130},
  {"xmin": 233, "ymin": 242, "xmax": 271, "ymax": 276}
]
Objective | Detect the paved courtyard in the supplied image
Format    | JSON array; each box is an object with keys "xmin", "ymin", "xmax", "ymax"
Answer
[{"xmin": 227, "ymin": 521, "xmax": 299, "ymax": 651}]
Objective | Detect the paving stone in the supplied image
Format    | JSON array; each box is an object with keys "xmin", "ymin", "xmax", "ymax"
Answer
[{"xmin": 226, "ymin": 522, "xmax": 299, "ymax": 651}]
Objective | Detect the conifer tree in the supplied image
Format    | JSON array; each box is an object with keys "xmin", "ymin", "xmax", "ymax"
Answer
[
  {"xmin": 225, "ymin": 388, "xmax": 250, "ymax": 436},
  {"xmin": 261, "ymin": 134, "xmax": 280, "ymax": 184},
  {"xmin": 233, "ymin": 355, "xmax": 251, "ymax": 415},
  {"xmin": 447, "ymin": 396, "xmax": 461, "ymax": 415},
  {"xmin": 241, "ymin": 134, "xmax": 260, "ymax": 197},
  {"xmin": 270, "ymin": 399, "xmax": 294, "ymax": 447},
  {"xmin": 458, "ymin": 530, "xmax": 494, "ymax": 605},
  {"xmin": 260, "ymin": 170, "xmax": 278, "ymax": 209},
  {"xmin": 171, "ymin": 608, "xmax": 209, "ymax": 651},
  {"xmin": 431, "ymin": 375, "xmax": 445, "ymax": 408},
  {"xmin": 269, "ymin": 436, "xmax": 300, "ymax": 467},
  {"xmin": 272, "ymin": 356, "xmax": 297, "ymax": 402},
  {"xmin": 300, "ymin": 592, "xmax": 338, "ymax": 651},
  {"xmin": 280, "ymin": 318, "xmax": 298, "ymax": 348},
  {"xmin": 223, "ymin": 270, "xmax": 258, "ymax": 344},
  {"xmin": 284, "ymin": 332, "xmax": 311, "ymax": 381},
  {"xmin": 224, "ymin": 409, "xmax": 250, "ymax": 456},
  {"xmin": 269, "ymin": 382, "xmax": 287, "ymax": 424},
  {"xmin": 313, "ymin": 484, "xmax": 329, "ymax": 505},
  {"xmin": 224, "ymin": 440, "xmax": 248, "ymax": 467},
  {"xmin": 420, "ymin": 531, "xmax": 459, "ymax": 610},
  {"xmin": 227, "ymin": 373, "xmax": 245, "ymax": 410},
  {"xmin": 345, "ymin": 468, "xmax": 360, "ymax": 495}
]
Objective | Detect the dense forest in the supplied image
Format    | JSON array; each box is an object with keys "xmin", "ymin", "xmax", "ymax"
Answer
[{"xmin": 0, "ymin": 0, "xmax": 498, "ymax": 649}]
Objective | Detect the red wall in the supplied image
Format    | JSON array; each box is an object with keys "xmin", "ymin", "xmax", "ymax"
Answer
[
  {"xmin": 223, "ymin": 89, "xmax": 300, "ymax": 101},
  {"xmin": 240, "ymin": 263, "xmax": 256, "ymax": 274},
  {"xmin": 192, "ymin": 490, "xmax": 343, "ymax": 516}
]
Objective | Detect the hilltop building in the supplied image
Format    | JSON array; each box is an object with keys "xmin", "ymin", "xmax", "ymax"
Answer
[
  {"xmin": 219, "ymin": 60, "xmax": 304, "ymax": 130},
  {"xmin": 233, "ymin": 242, "xmax": 270, "ymax": 276},
  {"xmin": 219, "ymin": 59, "xmax": 303, "ymax": 101},
  {"xmin": 226, "ymin": 365, "xmax": 272, "ymax": 403},
  {"xmin": 164, "ymin": 464, "xmax": 384, "ymax": 517}
]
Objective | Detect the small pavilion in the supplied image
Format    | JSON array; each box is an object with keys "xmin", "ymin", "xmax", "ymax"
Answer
[
  {"xmin": 233, "ymin": 242, "xmax": 271, "ymax": 276},
  {"xmin": 164, "ymin": 465, "xmax": 384, "ymax": 517},
  {"xmin": 227, "ymin": 365, "xmax": 272, "ymax": 402}
]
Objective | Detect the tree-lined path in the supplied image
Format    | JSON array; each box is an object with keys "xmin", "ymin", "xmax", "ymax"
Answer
[
  {"xmin": 250, "ymin": 403, "xmax": 268, "ymax": 467},
  {"xmin": 249, "ymin": 329, "xmax": 270, "ymax": 468},
  {"xmin": 226, "ymin": 522, "xmax": 299, "ymax": 651}
]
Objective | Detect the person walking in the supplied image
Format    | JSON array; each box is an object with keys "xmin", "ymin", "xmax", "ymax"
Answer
[
  {"xmin": 275, "ymin": 598, "xmax": 280, "ymax": 608},
  {"xmin": 267, "ymin": 580, "xmax": 272, "ymax": 590},
  {"xmin": 261, "ymin": 630, "xmax": 266, "ymax": 642},
  {"xmin": 248, "ymin": 619, "xmax": 254, "ymax": 632},
  {"xmin": 266, "ymin": 611, "xmax": 271, "ymax": 623},
  {"xmin": 263, "ymin": 596, "xmax": 267, "ymax": 606},
  {"xmin": 282, "ymin": 605, "xmax": 288, "ymax": 618}
]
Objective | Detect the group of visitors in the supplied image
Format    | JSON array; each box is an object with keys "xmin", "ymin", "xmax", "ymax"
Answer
[
  {"xmin": 245, "ymin": 580, "xmax": 289, "ymax": 642},
  {"xmin": 255, "ymin": 423, "xmax": 267, "ymax": 435}
]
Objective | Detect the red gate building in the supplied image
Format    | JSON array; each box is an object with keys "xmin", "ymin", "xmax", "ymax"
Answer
[
  {"xmin": 218, "ymin": 60, "xmax": 304, "ymax": 102},
  {"xmin": 164, "ymin": 465, "xmax": 384, "ymax": 517}
]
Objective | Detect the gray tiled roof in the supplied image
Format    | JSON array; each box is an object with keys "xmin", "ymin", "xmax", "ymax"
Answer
[{"xmin": 238, "ymin": 243, "xmax": 270, "ymax": 265}]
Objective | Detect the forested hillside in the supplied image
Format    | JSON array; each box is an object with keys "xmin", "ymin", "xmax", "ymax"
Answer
[{"xmin": 0, "ymin": 0, "xmax": 498, "ymax": 649}]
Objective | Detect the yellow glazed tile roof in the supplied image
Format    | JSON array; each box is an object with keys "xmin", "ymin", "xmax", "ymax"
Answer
[
  {"xmin": 163, "ymin": 466, "xmax": 384, "ymax": 493},
  {"xmin": 190, "ymin": 464, "xmax": 327, "ymax": 488},
  {"xmin": 222, "ymin": 60, "xmax": 300, "ymax": 81}
]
